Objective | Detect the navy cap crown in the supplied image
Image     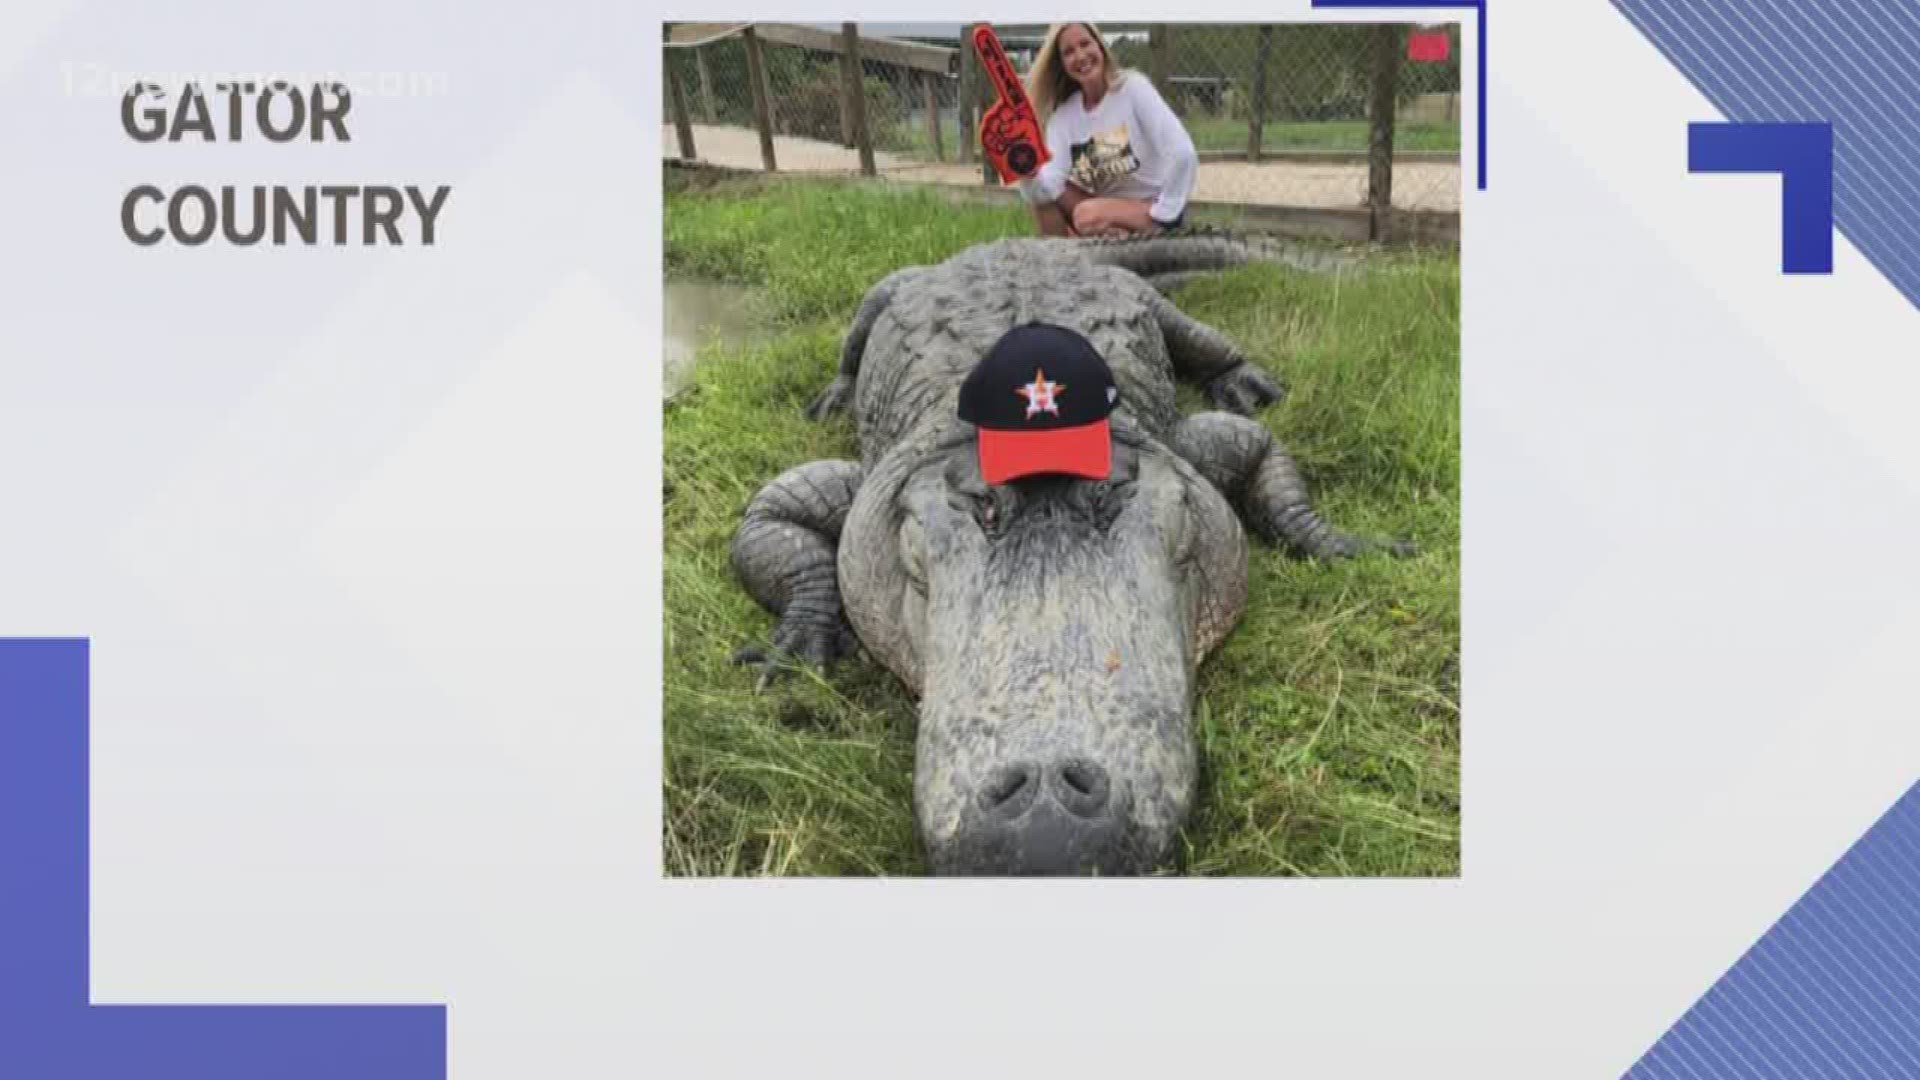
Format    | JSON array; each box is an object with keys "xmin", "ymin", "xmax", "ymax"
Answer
[{"xmin": 957, "ymin": 323, "xmax": 1120, "ymax": 431}]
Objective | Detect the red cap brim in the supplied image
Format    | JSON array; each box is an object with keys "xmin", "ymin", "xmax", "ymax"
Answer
[{"xmin": 977, "ymin": 420, "xmax": 1112, "ymax": 485}]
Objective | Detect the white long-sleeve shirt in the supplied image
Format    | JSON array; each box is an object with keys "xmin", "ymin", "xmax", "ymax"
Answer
[{"xmin": 1023, "ymin": 72, "xmax": 1198, "ymax": 225}]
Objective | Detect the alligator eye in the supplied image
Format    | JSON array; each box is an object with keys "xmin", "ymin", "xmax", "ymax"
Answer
[
  {"xmin": 952, "ymin": 487, "xmax": 1003, "ymax": 534},
  {"xmin": 1091, "ymin": 479, "xmax": 1136, "ymax": 529},
  {"xmin": 945, "ymin": 489, "xmax": 994, "ymax": 533},
  {"xmin": 975, "ymin": 487, "xmax": 1018, "ymax": 534}
]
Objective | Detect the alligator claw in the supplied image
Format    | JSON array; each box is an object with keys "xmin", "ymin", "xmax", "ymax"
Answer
[
  {"xmin": 805, "ymin": 378, "xmax": 853, "ymax": 421},
  {"xmin": 1204, "ymin": 364, "xmax": 1286, "ymax": 415},
  {"xmin": 730, "ymin": 645, "xmax": 788, "ymax": 692},
  {"xmin": 734, "ymin": 618, "xmax": 860, "ymax": 691}
]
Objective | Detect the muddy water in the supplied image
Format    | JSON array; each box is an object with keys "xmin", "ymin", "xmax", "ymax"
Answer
[{"xmin": 664, "ymin": 278, "xmax": 767, "ymax": 397}]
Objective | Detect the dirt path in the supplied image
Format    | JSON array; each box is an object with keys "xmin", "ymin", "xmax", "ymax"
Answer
[{"xmin": 664, "ymin": 123, "xmax": 1460, "ymax": 213}]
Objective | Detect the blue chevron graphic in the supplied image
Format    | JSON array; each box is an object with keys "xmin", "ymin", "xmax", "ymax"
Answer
[
  {"xmin": 1688, "ymin": 121, "xmax": 1834, "ymax": 273},
  {"xmin": 0, "ymin": 640, "xmax": 446, "ymax": 1079}
]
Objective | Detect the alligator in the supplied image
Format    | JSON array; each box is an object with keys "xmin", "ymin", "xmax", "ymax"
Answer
[{"xmin": 731, "ymin": 229, "xmax": 1407, "ymax": 876}]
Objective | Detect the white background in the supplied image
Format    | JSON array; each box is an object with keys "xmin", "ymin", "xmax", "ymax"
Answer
[{"xmin": 2, "ymin": 1, "xmax": 1918, "ymax": 1076}]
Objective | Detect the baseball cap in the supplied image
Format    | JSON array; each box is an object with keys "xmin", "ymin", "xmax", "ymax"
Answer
[{"xmin": 957, "ymin": 323, "xmax": 1120, "ymax": 485}]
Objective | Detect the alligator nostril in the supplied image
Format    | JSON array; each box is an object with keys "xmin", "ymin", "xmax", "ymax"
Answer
[
  {"xmin": 979, "ymin": 762, "xmax": 1038, "ymax": 818},
  {"xmin": 987, "ymin": 768, "xmax": 1028, "ymax": 804},
  {"xmin": 1052, "ymin": 759, "xmax": 1112, "ymax": 818}
]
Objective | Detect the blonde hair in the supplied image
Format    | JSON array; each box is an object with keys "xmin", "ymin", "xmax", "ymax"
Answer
[{"xmin": 1024, "ymin": 23, "xmax": 1128, "ymax": 130}]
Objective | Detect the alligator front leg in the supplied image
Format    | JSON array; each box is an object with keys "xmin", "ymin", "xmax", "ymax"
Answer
[
  {"xmin": 731, "ymin": 460, "xmax": 863, "ymax": 684},
  {"xmin": 1147, "ymin": 289, "xmax": 1285, "ymax": 415},
  {"xmin": 1171, "ymin": 413, "xmax": 1414, "ymax": 560}
]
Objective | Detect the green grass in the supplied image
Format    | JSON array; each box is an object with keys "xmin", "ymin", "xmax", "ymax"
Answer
[
  {"xmin": 880, "ymin": 115, "xmax": 1460, "ymax": 160},
  {"xmin": 664, "ymin": 175, "xmax": 1459, "ymax": 876}
]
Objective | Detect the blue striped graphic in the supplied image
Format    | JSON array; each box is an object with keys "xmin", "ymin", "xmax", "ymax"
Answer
[
  {"xmin": 1614, "ymin": 0, "xmax": 1920, "ymax": 310},
  {"xmin": 1624, "ymin": 782, "xmax": 1920, "ymax": 1079}
]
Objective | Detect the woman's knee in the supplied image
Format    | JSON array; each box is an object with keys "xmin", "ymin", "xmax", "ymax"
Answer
[{"xmin": 1070, "ymin": 201, "xmax": 1103, "ymax": 234}]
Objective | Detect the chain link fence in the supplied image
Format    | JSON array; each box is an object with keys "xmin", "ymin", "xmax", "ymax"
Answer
[{"xmin": 664, "ymin": 22, "xmax": 1462, "ymax": 238}]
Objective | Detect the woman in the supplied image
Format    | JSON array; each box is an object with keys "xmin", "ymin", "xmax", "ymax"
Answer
[{"xmin": 1017, "ymin": 22, "xmax": 1199, "ymax": 238}]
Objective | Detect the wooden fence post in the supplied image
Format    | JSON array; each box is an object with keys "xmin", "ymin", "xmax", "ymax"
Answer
[
  {"xmin": 957, "ymin": 27, "xmax": 976, "ymax": 165},
  {"xmin": 838, "ymin": 37, "xmax": 858, "ymax": 147},
  {"xmin": 1367, "ymin": 24, "xmax": 1401, "ymax": 242},
  {"xmin": 923, "ymin": 70, "xmax": 944, "ymax": 161},
  {"xmin": 844, "ymin": 23, "xmax": 877, "ymax": 175},
  {"xmin": 668, "ymin": 49, "xmax": 697, "ymax": 161},
  {"xmin": 743, "ymin": 26, "xmax": 777, "ymax": 172},
  {"xmin": 1149, "ymin": 25, "xmax": 1171, "ymax": 87},
  {"xmin": 1247, "ymin": 24, "xmax": 1272, "ymax": 162},
  {"xmin": 759, "ymin": 31, "xmax": 781, "ymax": 135}
]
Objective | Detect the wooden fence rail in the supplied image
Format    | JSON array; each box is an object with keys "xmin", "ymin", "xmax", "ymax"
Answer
[{"xmin": 665, "ymin": 20, "xmax": 1427, "ymax": 241}]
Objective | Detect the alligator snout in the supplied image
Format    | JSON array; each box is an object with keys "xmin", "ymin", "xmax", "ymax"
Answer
[{"xmin": 938, "ymin": 757, "xmax": 1146, "ymax": 875}]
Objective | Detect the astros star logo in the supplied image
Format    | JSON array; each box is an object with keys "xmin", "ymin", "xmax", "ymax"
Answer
[{"xmin": 1015, "ymin": 367, "xmax": 1066, "ymax": 419}]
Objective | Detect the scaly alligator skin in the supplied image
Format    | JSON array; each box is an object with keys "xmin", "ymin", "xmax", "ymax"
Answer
[{"xmin": 731, "ymin": 230, "xmax": 1405, "ymax": 876}]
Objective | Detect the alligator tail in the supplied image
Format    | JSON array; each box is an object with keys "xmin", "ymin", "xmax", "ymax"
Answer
[{"xmin": 1072, "ymin": 225, "xmax": 1355, "ymax": 279}]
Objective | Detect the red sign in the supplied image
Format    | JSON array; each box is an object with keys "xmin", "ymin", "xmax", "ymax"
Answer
[
  {"xmin": 973, "ymin": 25, "xmax": 1051, "ymax": 184},
  {"xmin": 1408, "ymin": 30, "xmax": 1451, "ymax": 64}
]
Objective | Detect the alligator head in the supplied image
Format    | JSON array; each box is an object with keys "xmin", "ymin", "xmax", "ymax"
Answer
[{"xmin": 839, "ymin": 424, "xmax": 1248, "ymax": 875}]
